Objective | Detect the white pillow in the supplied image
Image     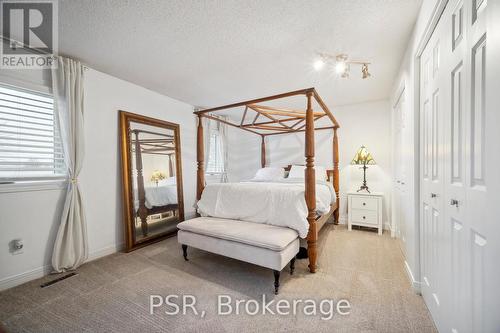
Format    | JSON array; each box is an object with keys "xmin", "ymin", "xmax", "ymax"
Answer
[
  {"xmin": 158, "ymin": 177, "xmax": 176, "ymax": 186},
  {"xmin": 316, "ymin": 166, "xmax": 327, "ymax": 181},
  {"xmin": 288, "ymin": 165, "xmax": 327, "ymax": 180},
  {"xmin": 252, "ymin": 167, "xmax": 284, "ymax": 181},
  {"xmin": 288, "ymin": 165, "xmax": 305, "ymax": 179}
]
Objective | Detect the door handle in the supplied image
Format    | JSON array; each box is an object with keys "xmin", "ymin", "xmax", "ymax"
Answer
[
  {"xmin": 450, "ymin": 199, "xmax": 459, "ymax": 207},
  {"xmin": 431, "ymin": 193, "xmax": 438, "ymax": 198}
]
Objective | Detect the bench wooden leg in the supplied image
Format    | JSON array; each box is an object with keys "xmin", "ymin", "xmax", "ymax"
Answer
[
  {"xmin": 182, "ymin": 244, "xmax": 188, "ymax": 261},
  {"xmin": 290, "ymin": 258, "xmax": 295, "ymax": 275},
  {"xmin": 273, "ymin": 270, "xmax": 280, "ymax": 295}
]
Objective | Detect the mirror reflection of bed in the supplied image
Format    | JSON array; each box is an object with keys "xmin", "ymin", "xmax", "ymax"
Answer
[{"xmin": 130, "ymin": 122, "xmax": 179, "ymax": 241}]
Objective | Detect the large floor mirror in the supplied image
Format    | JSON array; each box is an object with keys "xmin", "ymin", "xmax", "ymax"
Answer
[{"xmin": 119, "ymin": 111, "xmax": 184, "ymax": 251}]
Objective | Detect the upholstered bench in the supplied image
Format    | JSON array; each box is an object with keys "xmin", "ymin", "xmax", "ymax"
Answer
[{"xmin": 177, "ymin": 217, "xmax": 299, "ymax": 294}]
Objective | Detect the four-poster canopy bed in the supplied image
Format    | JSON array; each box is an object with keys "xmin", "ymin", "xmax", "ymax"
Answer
[{"xmin": 193, "ymin": 87, "xmax": 340, "ymax": 273}]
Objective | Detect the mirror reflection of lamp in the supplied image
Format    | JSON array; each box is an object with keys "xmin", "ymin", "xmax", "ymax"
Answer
[
  {"xmin": 150, "ymin": 170, "xmax": 166, "ymax": 187},
  {"xmin": 350, "ymin": 146, "xmax": 376, "ymax": 193}
]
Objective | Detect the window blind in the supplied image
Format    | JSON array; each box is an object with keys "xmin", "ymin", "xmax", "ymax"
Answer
[{"xmin": 0, "ymin": 84, "xmax": 65, "ymax": 181}]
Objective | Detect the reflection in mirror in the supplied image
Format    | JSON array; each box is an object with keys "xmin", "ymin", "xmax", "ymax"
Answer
[
  {"xmin": 131, "ymin": 122, "xmax": 178, "ymax": 241},
  {"xmin": 120, "ymin": 111, "xmax": 184, "ymax": 251}
]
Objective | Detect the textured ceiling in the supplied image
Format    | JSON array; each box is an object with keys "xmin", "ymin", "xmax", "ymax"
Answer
[{"xmin": 58, "ymin": 0, "xmax": 422, "ymax": 108}]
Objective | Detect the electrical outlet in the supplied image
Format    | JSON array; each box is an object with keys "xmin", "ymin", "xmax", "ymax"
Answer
[{"xmin": 9, "ymin": 239, "xmax": 24, "ymax": 255}]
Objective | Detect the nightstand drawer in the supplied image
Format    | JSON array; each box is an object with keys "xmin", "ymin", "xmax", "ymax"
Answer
[
  {"xmin": 351, "ymin": 196, "xmax": 378, "ymax": 210},
  {"xmin": 351, "ymin": 209, "xmax": 378, "ymax": 225}
]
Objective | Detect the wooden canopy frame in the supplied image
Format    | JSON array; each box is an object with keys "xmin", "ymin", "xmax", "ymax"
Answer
[{"xmin": 193, "ymin": 88, "xmax": 340, "ymax": 273}]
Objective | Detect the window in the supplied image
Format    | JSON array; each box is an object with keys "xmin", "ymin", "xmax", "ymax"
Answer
[
  {"xmin": 206, "ymin": 128, "xmax": 225, "ymax": 174},
  {"xmin": 0, "ymin": 83, "xmax": 65, "ymax": 182}
]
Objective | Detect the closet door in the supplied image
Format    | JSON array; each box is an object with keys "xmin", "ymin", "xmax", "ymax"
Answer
[
  {"xmin": 442, "ymin": 1, "xmax": 469, "ymax": 332},
  {"xmin": 392, "ymin": 91, "xmax": 407, "ymax": 249},
  {"xmin": 420, "ymin": 13, "xmax": 447, "ymax": 328},
  {"xmin": 420, "ymin": 0, "xmax": 498, "ymax": 331},
  {"xmin": 445, "ymin": 0, "xmax": 490, "ymax": 332}
]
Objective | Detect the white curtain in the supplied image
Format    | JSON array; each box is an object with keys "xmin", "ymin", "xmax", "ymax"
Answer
[
  {"xmin": 202, "ymin": 116, "xmax": 211, "ymax": 174},
  {"xmin": 51, "ymin": 56, "xmax": 88, "ymax": 272},
  {"xmin": 218, "ymin": 116, "xmax": 229, "ymax": 183},
  {"xmin": 203, "ymin": 114, "xmax": 229, "ymax": 183}
]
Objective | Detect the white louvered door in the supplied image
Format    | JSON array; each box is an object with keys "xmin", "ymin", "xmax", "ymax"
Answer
[
  {"xmin": 419, "ymin": 0, "xmax": 499, "ymax": 331},
  {"xmin": 420, "ymin": 13, "xmax": 446, "ymax": 327},
  {"xmin": 392, "ymin": 90, "xmax": 407, "ymax": 250}
]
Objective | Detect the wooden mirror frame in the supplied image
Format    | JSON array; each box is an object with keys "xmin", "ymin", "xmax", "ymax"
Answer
[{"xmin": 119, "ymin": 110, "xmax": 184, "ymax": 252}]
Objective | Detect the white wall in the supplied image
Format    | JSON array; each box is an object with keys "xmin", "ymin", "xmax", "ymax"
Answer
[
  {"xmin": 227, "ymin": 127, "xmax": 261, "ymax": 182},
  {"xmin": 0, "ymin": 187, "xmax": 66, "ymax": 289},
  {"xmin": 389, "ymin": 0, "xmax": 442, "ymax": 289},
  {"xmin": 0, "ymin": 68, "xmax": 196, "ymax": 289},
  {"xmin": 80, "ymin": 69, "xmax": 197, "ymax": 258}
]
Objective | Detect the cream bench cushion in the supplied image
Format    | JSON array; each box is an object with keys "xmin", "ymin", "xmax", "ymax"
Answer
[
  {"xmin": 177, "ymin": 217, "xmax": 298, "ymax": 251},
  {"xmin": 177, "ymin": 217, "xmax": 299, "ymax": 272}
]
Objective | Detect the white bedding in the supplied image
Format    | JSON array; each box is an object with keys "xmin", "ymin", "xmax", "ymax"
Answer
[
  {"xmin": 196, "ymin": 179, "xmax": 335, "ymax": 238},
  {"xmin": 134, "ymin": 184, "xmax": 178, "ymax": 210}
]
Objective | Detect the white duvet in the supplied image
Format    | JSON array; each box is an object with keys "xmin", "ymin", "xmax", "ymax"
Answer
[
  {"xmin": 196, "ymin": 179, "xmax": 335, "ymax": 238},
  {"xmin": 134, "ymin": 184, "xmax": 178, "ymax": 210}
]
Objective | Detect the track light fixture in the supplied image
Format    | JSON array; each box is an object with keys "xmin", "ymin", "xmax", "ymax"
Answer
[{"xmin": 313, "ymin": 53, "xmax": 371, "ymax": 79}]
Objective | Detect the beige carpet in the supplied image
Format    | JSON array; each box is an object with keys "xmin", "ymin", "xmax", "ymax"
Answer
[{"xmin": 0, "ymin": 224, "xmax": 436, "ymax": 333}]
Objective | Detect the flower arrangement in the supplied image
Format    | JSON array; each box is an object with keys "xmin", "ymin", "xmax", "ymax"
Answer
[{"xmin": 150, "ymin": 170, "xmax": 166, "ymax": 186}]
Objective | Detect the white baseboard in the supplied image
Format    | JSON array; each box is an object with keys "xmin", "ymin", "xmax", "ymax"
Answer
[
  {"xmin": 87, "ymin": 243, "xmax": 124, "ymax": 262},
  {"xmin": 404, "ymin": 260, "xmax": 421, "ymax": 294},
  {"xmin": 0, "ymin": 264, "xmax": 52, "ymax": 292},
  {"xmin": 384, "ymin": 221, "xmax": 392, "ymax": 232},
  {"xmin": 0, "ymin": 242, "xmax": 124, "ymax": 291}
]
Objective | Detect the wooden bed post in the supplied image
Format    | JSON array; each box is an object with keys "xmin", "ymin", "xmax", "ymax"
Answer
[
  {"xmin": 261, "ymin": 136, "xmax": 266, "ymax": 168},
  {"xmin": 196, "ymin": 115, "xmax": 205, "ymax": 201},
  {"xmin": 305, "ymin": 91, "xmax": 317, "ymax": 273},
  {"xmin": 168, "ymin": 154, "xmax": 173, "ymax": 177},
  {"xmin": 333, "ymin": 128, "xmax": 340, "ymax": 224},
  {"xmin": 134, "ymin": 130, "xmax": 148, "ymax": 237}
]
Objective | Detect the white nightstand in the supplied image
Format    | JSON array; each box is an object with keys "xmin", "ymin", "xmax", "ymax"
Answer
[{"xmin": 347, "ymin": 191, "xmax": 383, "ymax": 235}]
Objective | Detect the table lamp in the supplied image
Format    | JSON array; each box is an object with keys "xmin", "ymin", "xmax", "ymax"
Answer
[
  {"xmin": 351, "ymin": 146, "xmax": 376, "ymax": 193},
  {"xmin": 150, "ymin": 170, "xmax": 166, "ymax": 187}
]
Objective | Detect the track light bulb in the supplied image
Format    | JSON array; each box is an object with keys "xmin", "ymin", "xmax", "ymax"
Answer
[
  {"xmin": 341, "ymin": 64, "xmax": 350, "ymax": 78},
  {"xmin": 313, "ymin": 59, "xmax": 325, "ymax": 71},
  {"xmin": 335, "ymin": 61, "xmax": 346, "ymax": 74}
]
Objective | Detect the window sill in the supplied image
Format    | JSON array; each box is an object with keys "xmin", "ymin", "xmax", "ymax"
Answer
[{"xmin": 0, "ymin": 179, "xmax": 67, "ymax": 194}]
